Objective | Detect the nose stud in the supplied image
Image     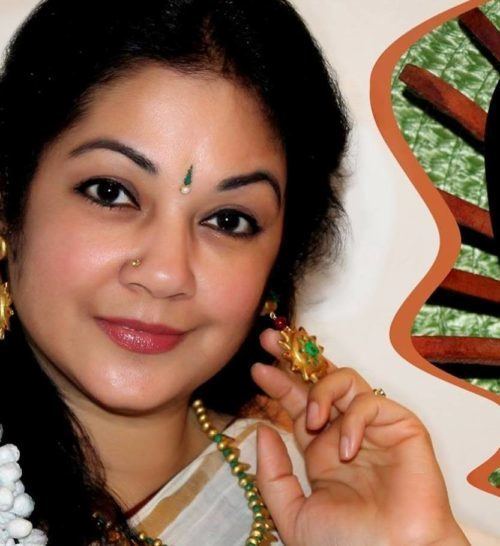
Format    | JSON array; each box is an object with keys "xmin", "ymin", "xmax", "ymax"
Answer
[{"xmin": 131, "ymin": 259, "xmax": 141, "ymax": 267}]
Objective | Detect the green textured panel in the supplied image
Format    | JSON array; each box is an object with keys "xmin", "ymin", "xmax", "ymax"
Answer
[
  {"xmin": 412, "ymin": 305, "xmax": 500, "ymax": 338},
  {"xmin": 467, "ymin": 378, "xmax": 500, "ymax": 395},
  {"xmin": 391, "ymin": 1, "xmax": 500, "ymax": 397},
  {"xmin": 489, "ymin": 468, "xmax": 500, "ymax": 487},
  {"xmin": 391, "ymin": 1, "xmax": 500, "ymax": 228}
]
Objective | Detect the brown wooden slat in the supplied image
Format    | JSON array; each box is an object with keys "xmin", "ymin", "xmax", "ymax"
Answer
[
  {"xmin": 412, "ymin": 336, "xmax": 500, "ymax": 366},
  {"xmin": 440, "ymin": 268, "xmax": 500, "ymax": 303},
  {"xmin": 438, "ymin": 188, "xmax": 494, "ymax": 238},
  {"xmin": 459, "ymin": 8, "xmax": 500, "ymax": 63},
  {"xmin": 399, "ymin": 64, "xmax": 488, "ymax": 142}
]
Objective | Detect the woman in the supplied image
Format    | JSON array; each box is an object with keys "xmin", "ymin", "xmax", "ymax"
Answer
[{"xmin": 0, "ymin": 0, "xmax": 471, "ymax": 544}]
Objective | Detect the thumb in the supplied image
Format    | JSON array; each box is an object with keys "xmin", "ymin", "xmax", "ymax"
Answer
[{"xmin": 256, "ymin": 424, "xmax": 305, "ymax": 544}]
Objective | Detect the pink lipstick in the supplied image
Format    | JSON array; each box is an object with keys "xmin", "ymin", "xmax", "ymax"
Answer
[{"xmin": 96, "ymin": 317, "xmax": 186, "ymax": 355}]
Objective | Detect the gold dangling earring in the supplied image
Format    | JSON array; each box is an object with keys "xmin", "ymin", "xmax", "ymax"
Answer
[
  {"xmin": 262, "ymin": 290, "xmax": 332, "ymax": 384},
  {"xmin": 0, "ymin": 237, "xmax": 14, "ymax": 340}
]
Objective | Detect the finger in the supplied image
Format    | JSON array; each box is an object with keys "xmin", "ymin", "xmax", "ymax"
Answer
[
  {"xmin": 251, "ymin": 362, "xmax": 308, "ymax": 423},
  {"xmin": 335, "ymin": 392, "xmax": 419, "ymax": 461},
  {"xmin": 259, "ymin": 328, "xmax": 286, "ymax": 362},
  {"xmin": 256, "ymin": 424, "xmax": 305, "ymax": 544},
  {"xmin": 306, "ymin": 367, "xmax": 372, "ymax": 430},
  {"xmin": 251, "ymin": 362, "xmax": 322, "ymax": 450}
]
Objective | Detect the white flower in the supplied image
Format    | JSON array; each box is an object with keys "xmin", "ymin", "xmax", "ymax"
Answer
[
  {"xmin": 6, "ymin": 520, "xmax": 32, "ymax": 540},
  {"xmin": 0, "ymin": 425, "xmax": 48, "ymax": 545},
  {"xmin": 12, "ymin": 495, "xmax": 35, "ymax": 519},
  {"xmin": 0, "ymin": 489, "xmax": 14, "ymax": 511},
  {"xmin": 0, "ymin": 446, "xmax": 20, "ymax": 466},
  {"xmin": 18, "ymin": 529, "xmax": 48, "ymax": 545}
]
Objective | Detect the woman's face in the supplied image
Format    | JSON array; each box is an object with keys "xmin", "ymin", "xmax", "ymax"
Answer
[{"xmin": 7, "ymin": 64, "xmax": 286, "ymax": 414}]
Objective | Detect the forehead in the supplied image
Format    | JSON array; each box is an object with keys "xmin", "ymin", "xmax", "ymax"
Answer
[{"xmin": 57, "ymin": 63, "xmax": 286, "ymax": 181}]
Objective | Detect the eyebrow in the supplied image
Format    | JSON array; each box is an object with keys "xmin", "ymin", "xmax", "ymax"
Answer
[
  {"xmin": 68, "ymin": 138, "xmax": 283, "ymax": 207},
  {"xmin": 217, "ymin": 171, "xmax": 282, "ymax": 208},
  {"xmin": 69, "ymin": 138, "xmax": 158, "ymax": 175}
]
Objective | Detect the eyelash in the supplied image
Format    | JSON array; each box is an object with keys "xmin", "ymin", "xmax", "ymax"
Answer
[
  {"xmin": 73, "ymin": 177, "xmax": 263, "ymax": 239},
  {"xmin": 74, "ymin": 177, "xmax": 139, "ymax": 209}
]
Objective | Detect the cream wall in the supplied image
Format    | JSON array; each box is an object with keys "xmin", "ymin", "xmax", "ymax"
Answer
[{"xmin": 0, "ymin": 0, "xmax": 498, "ymax": 542}]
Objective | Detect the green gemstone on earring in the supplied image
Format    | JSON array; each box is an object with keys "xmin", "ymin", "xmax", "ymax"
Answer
[
  {"xmin": 222, "ymin": 448, "xmax": 232, "ymax": 457},
  {"xmin": 213, "ymin": 434, "xmax": 223, "ymax": 443},
  {"xmin": 304, "ymin": 340, "xmax": 319, "ymax": 357}
]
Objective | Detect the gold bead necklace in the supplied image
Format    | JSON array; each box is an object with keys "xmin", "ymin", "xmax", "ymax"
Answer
[{"xmin": 92, "ymin": 398, "xmax": 277, "ymax": 545}]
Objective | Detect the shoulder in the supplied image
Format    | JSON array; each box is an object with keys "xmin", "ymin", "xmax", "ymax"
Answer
[{"xmin": 224, "ymin": 417, "xmax": 311, "ymax": 496}]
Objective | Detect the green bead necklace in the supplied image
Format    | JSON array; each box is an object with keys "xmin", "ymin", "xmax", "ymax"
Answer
[{"xmin": 92, "ymin": 398, "xmax": 277, "ymax": 546}]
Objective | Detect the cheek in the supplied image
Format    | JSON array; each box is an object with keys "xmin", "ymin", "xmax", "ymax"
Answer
[
  {"xmin": 199, "ymin": 250, "xmax": 274, "ymax": 327},
  {"xmin": 201, "ymin": 227, "xmax": 284, "ymax": 325},
  {"xmin": 10, "ymin": 207, "xmax": 115, "ymax": 329},
  {"xmin": 213, "ymin": 278, "xmax": 259, "ymax": 326}
]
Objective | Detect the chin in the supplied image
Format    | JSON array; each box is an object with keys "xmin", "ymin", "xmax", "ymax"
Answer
[
  {"xmin": 80, "ymin": 369, "xmax": 190, "ymax": 416},
  {"xmin": 85, "ymin": 386, "xmax": 176, "ymax": 416}
]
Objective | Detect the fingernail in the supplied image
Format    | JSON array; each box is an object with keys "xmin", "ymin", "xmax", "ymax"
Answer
[
  {"xmin": 340, "ymin": 435, "xmax": 351, "ymax": 461},
  {"xmin": 306, "ymin": 401, "xmax": 320, "ymax": 428}
]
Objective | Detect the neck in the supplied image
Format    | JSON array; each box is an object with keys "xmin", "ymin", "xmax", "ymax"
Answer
[
  {"xmin": 69, "ymin": 393, "xmax": 212, "ymax": 514},
  {"xmin": 27, "ymin": 341, "xmax": 234, "ymax": 514}
]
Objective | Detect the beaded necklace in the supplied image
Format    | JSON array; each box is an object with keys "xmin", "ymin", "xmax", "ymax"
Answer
[{"xmin": 91, "ymin": 398, "xmax": 277, "ymax": 546}]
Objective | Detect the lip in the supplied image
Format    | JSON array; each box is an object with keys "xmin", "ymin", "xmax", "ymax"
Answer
[
  {"xmin": 97, "ymin": 316, "xmax": 186, "ymax": 335},
  {"xmin": 96, "ymin": 317, "xmax": 186, "ymax": 355}
]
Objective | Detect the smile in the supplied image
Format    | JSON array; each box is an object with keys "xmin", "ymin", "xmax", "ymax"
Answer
[{"xmin": 95, "ymin": 318, "xmax": 185, "ymax": 354}]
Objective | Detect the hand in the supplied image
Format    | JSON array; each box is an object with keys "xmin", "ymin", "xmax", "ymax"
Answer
[{"xmin": 250, "ymin": 328, "xmax": 470, "ymax": 546}]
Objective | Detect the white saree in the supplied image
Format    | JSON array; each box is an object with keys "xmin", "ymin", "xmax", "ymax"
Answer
[{"xmin": 126, "ymin": 417, "xmax": 309, "ymax": 546}]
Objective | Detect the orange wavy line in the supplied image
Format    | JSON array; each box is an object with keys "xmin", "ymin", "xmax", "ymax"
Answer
[
  {"xmin": 370, "ymin": 0, "xmax": 499, "ymax": 498},
  {"xmin": 467, "ymin": 449, "xmax": 500, "ymax": 497}
]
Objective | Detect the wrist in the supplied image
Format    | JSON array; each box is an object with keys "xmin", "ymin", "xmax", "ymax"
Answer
[
  {"xmin": 399, "ymin": 520, "xmax": 472, "ymax": 546},
  {"xmin": 423, "ymin": 525, "xmax": 471, "ymax": 546}
]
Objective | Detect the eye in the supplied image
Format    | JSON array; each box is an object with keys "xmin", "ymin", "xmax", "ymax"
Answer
[
  {"xmin": 202, "ymin": 209, "xmax": 262, "ymax": 238},
  {"xmin": 74, "ymin": 177, "xmax": 138, "ymax": 209}
]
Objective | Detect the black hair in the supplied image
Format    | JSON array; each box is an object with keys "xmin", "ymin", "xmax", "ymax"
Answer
[{"xmin": 0, "ymin": 0, "xmax": 349, "ymax": 543}]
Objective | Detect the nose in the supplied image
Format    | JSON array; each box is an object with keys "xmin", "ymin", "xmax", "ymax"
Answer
[{"xmin": 121, "ymin": 221, "xmax": 196, "ymax": 300}]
